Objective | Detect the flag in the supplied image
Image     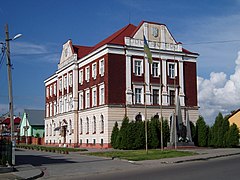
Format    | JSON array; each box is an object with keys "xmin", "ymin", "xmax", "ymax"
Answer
[{"xmin": 143, "ymin": 35, "xmax": 152, "ymax": 64}]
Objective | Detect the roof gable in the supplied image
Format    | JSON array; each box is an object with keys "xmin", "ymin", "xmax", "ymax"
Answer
[{"xmin": 24, "ymin": 109, "xmax": 45, "ymax": 126}]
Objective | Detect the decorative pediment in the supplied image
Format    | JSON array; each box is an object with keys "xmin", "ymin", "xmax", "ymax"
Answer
[
  {"xmin": 125, "ymin": 21, "xmax": 182, "ymax": 52},
  {"xmin": 132, "ymin": 22, "xmax": 176, "ymax": 44},
  {"xmin": 59, "ymin": 40, "xmax": 75, "ymax": 65}
]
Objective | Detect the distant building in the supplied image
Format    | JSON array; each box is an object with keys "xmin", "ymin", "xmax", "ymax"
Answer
[
  {"xmin": 19, "ymin": 109, "xmax": 45, "ymax": 139},
  {"xmin": 44, "ymin": 21, "xmax": 199, "ymax": 148},
  {"xmin": 228, "ymin": 109, "xmax": 240, "ymax": 130}
]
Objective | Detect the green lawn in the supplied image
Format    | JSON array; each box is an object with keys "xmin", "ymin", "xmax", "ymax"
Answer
[{"xmin": 86, "ymin": 149, "xmax": 196, "ymax": 161}]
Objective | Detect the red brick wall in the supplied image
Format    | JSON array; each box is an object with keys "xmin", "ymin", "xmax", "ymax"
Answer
[
  {"xmin": 107, "ymin": 53, "xmax": 126, "ymax": 105},
  {"xmin": 184, "ymin": 61, "xmax": 198, "ymax": 106}
]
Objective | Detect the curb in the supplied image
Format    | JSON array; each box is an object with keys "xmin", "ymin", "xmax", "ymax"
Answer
[{"xmin": 163, "ymin": 152, "xmax": 240, "ymax": 164}]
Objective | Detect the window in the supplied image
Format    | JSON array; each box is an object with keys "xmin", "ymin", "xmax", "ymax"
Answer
[
  {"xmin": 135, "ymin": 88, "xmax": 142, "ymax": 104},
  {"xmin": 69, "ymin": 73, "xmax": 73, "ymax": 87},
  {"xmin": 69, "ymin": 95, "xmax": 73, "ymax": 111},
  {"xmin": 46, "ymin": 103, "xmax": 49, "ymax": 117},
  {"xmin": 64, "ymin": 96, "xmax": 67, "ymax": 112},
  {"xmin": 169, "ymin": 90, "xmax": 175, "ymax": 106},
  {"xmin": 59, "ymin": 79, "xmax": 62, "ymax": 91},
  {"xmin": 79, "ymin": 92, "xmax": 84, "ymax": 110},
  {"xmin": 99, "ymin": 59, "xmax": 104, "ymax": 76},
  {"xmin": 134, "ymin": 60, "xmax": 142, "ymax": 76},
  {"xmin": 135, "ymin": 113, "xmax": 142, "ymax": 122},
  {"xmin": 93, "ymin": 116, "xmax": 96, "ymax": 134},
  {"xmin": 69, "ymin": 120, "xmax": 72, "ymax": 134},
  {"xmin": 99, "ymin": 85, "xmax": 105, "ymax": 105},
  {"xmin": 79, "ymin": 118, "xmax": 83, "ymax": 134},
  {"xmin": 53, "ymin": 123, "xmax": 56, "ymax": 136},
  {"xmin": 85, "ymin": 67, "xmax": 90, "ymax": 82},
  {"xmin": 50, "ymin": 85, "xmax": 52, "ymax": 97},
  {"xmin": 85, "ymin": 90, "xmax": 90, "ymax": 108},
  {"xmin": 59, "ymin": 99, "xmax": 62, "ymax": 113},
  {"xmin": 100, "ymin": 115, "xmax": 104, "ymax": 133},
  {"xmin": 54, "ymin": 83, "xmax": 57, "ymax": 95},
  {"xmin": 46, "ymin": 87, "xmax": 49, "ymax": 97},
  {"xmin": 152, "ymin": 62, "xmax": 159, "ymax": 77},
  {"xmin": 64, "ymin": 75, "xmax": 67, "ymax": 89},
  {"xmin": 49, "ymin": 102, "xmax": 52, "ymax": 117},
  {"xmin": 168, "ymin": 63, "xmax": 177, "ymax": 78},
  {"xmin": 153, "ymin": 89, "xmax": 159, "ymax": 105},
  {"xmin": 92, "ymin": 87, "xmax": 97, "ymax": 107},
  {"xmin": 53, "ymin": 101, "xmax": 57, "ymax": 116},
  {"xmin": 79, "ymin": 69, "xmax": 83, "ymax": 85},
  {"xmin": 92, "ymin": 63, "xmax": 97, "ymax": 79},
  {"xmin": 50, "ymin": 124, "xmax": 52, "ymax": 136},
  {"xmin": 46, "ymin": 124, "xmax": 48, "ymax": 136},
  {"xmin": 86, "ymin": 118, "xmax": 89, "ymax": 134}
]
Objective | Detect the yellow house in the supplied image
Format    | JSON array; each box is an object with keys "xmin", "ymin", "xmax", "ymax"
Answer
[{"xmin": 228, "ymin": 109, "xmax": 240, "ymax": 130}]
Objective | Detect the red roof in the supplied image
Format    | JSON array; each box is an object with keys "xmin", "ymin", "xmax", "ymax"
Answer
[
  {"xmin": 1, "ymin": 117, "xmax": 21, "ymax": 125},
  {"xmin": 71, "ymin": 21, "xmax": 197, "ymax": 59},
  {"xmin": 72, "ymin": 24, "xmax": 137, "ymax": 59}
]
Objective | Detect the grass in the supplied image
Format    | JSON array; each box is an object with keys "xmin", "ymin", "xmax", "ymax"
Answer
[{"xmin": 86, "ymin": 149, "xmax": 196, "ymax": 161}]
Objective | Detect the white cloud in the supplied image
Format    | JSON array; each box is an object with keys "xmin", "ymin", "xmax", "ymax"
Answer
[
  {"xmin": 11, "ymin": 42, "xmax": 60, "ymax": 63},
  {"xmin": 198, "ymin": 51, "xmax": 240, "ymax": 124}
]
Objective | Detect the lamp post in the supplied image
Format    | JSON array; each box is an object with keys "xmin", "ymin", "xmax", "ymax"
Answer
[{"xmin": 5, "ymin": 24, "xmax": 22, "ymax": 166}]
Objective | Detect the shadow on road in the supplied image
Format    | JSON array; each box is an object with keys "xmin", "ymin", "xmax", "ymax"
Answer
[{"xmin": 16, "ymin": 154, "xmax": 77, "ymax": 166}]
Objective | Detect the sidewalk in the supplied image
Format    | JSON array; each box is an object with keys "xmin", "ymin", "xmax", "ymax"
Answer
[{"xmin": 1, "ymin": 148, "xmax": 240, "ymax": 180}]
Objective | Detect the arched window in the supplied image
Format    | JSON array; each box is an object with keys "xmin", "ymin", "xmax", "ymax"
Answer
[
  {"xmin": 100, "ymin": 115, "xmax": 104, "ymax": 133},
  {"xmin": 53, "ymin": 123, "xmax": 56, "ymax": 136},
  {"xmin": 154, "ymin": 113, "xmax": 159, "ymax": 120},
  {"xmin": 93, "ymin": 116, "xmax": 96, "ymax": 134},
  {"xmin": 135, "ymin": 113, "xmax": 142, "ymax": 122},
  {"xmin": 79, "ymin": 118, "xmax": 83, "ymax": 134},
  {"xmin": 69, "ymin": 119, "xmax": 72, "ymax": 134},
  {"xmin": 46, "ymin": 124, "xmax": 48, "ymax": 136},
  {"xmin": 86, "ymin": 117, "xmax": 89, "ymax": 134},
  {"xmin": 50, "ymin": 124, "xmax": 52, "ymax": 136}
]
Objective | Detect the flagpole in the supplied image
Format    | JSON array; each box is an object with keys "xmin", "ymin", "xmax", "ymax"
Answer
[
  {"xmin": 143, "ymin": 30, "xmax": 148, "ymax": 154},
  {"xmin": 173, "ymin": 45, "xmax": 177, "ymax": 150}
]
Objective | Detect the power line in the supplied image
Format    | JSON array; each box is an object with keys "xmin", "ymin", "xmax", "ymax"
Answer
[
  {"xmin": 0, "ymin": 45, "xmax": 6, "ymax": 70},
  {"xmin": 184, "ymin": 39, "xmax": 240, "ymax": 45}
]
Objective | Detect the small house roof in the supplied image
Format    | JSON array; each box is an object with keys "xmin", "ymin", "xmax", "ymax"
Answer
[{"xmin": 24, "ymin": 109, "xmax": 45, "ymax": 126}]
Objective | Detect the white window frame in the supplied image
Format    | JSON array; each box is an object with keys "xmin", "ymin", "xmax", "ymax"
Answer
[
  {"xmin": 85, "ymin": 66, "xmax": 90, "ymax": 82},
  {"xmin": 133, "ymin": 85, "xmax": 144, "ymax": 104},
  {"xmin": 69, "ymin": 94, "xmax": 73, "ymax": 111},
  {"xmin": 49, "ymin": 85, "xmax": 52, "ymax": 97},
  {"xmin": 79, "ymin": 91, "xmax": 84, "ymax": 110},
  {"xmin": 99, "ymin": 84, "xmax": 105, "ymax": 105},
  {"xmin": 168, "ymin": 62, "xmax": 178, "ymax": 78},
  {"xmin": 54, "ymin": 83, "xmax": 57, "ymax": 95},
  {"xmin": 133, "ymin": 59, "xmax": 143, "ymax": 76},
  {"xmin": 49, "ymin": 102, "xmax": 52, "ymax": 117},
  {"xmin": 152, "ymin": 87, "xmax": 160, "ymax": 105},
  {"xmin": 59, "ymin": 78, "xmax": 62, "ymax": 91},
  {"xmin": 79, "ymin": 69, "xmax": 83, "ymax": 85},
  {"xmin": 92, "ymin": 63, "xmax": 97, "ymax": 79},
  {"xmin": 92, "ymin": 86, "xmax": 97, "ymax": 107},
  {"xmin": 46, "ymin": 103, "xmax": 49, "ymax": 117},
  {"xmin": 151, "ymin": 61, "xmax": 160, "ymax": 77},
  {"xmin": 99, "ymin": 59, "xmax": 104, "ymax": 76},
  {"xmin": 79, "ymin": 118, "xmax": 83, "ymax": 134},
  {"xmin": 85, "ymin": 89, "xmax": 90, "ymax": 108},
  {"xmin": 64, "ymin": 75, "xmax": 67, "ymax": 89},
  {"xmin": 46, "ymin": 87, "xmax": 49, "ymax": 98},
  {"xmin": 69, "ymin": 73, "xmax": 73, "ymax": 87}
]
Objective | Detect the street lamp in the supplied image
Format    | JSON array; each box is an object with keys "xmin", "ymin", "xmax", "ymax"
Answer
[{"xmin": 4, "ymin": 24, "xmax": 22, "ymax": 166}]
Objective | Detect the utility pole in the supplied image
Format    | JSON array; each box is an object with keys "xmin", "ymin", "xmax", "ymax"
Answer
[{"xmin": 5, "ymin": 24, "xmax": 15, "ymax": 166}]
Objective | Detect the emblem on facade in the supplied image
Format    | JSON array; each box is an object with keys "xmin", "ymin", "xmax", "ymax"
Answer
[{"xmin": 151, "ymin": 27, "xmax": 159, "ymax": 37}]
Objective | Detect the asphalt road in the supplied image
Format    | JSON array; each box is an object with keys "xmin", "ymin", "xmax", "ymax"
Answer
[
  {"xmin": 15, "ymin": 148, "xmax": 240, "ymax": 180},
  {"xmin": 81, "ymin": 155, "xmax": 240, "ymax": 180}
]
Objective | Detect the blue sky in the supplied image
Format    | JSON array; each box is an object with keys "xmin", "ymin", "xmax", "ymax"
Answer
[{"xmin": 1, "ymin": 0, "xmax": 240, "ymax": 124}]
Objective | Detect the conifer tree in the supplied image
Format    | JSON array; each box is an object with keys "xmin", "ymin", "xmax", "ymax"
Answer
[
  {"xmin": 196, "ymin": 116, "xmax": 208, "ymax": 147},
  {"xmin": 225, "ymin": 123, "xmax": 239, "ymax": 147},
  {"xmin": 111, "ymin": 121, "xmax": 119, "ymax": 149}
]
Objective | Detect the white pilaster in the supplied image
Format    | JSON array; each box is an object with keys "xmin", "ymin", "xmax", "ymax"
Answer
[
  {"xmin": 179, "ymin": 60, "xmax": 185, "ymax": 106},
  {"xmin": 73, "ymin": 64, "xmax": 78, "ymax": 111},
  {"xmin": 161, "ymin": 59, "xmax": 168, "ymax": 105},
  {"xmin": 126, "ymin": 54, "xmax": 133, "ymax": 105}
]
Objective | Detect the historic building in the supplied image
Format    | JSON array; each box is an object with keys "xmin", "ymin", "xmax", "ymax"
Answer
[{"xmin": 44, "ymin": 21, "xmax": 199, "ymax": 148}]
